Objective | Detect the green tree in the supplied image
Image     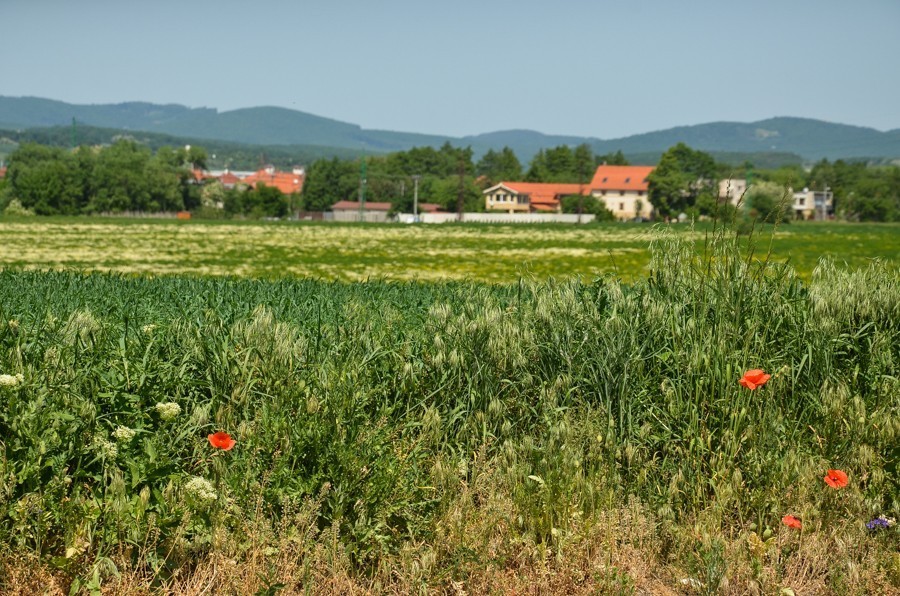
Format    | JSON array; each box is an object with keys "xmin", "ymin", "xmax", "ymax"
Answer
[
  {"xmin": 745, "ymin": 181, "xmax": 792, "ymax": 223},
  {"xmin": 595, "ymin": 150, "xmax": 629, "ymax": 166},
  {"xmin": 560, "ymin": 195, "xmax": 614, "ymax": 220},
  {"xmin": 475, "ymin": 147, "xmax": 522, "ymax": 183},
  {"xmin": 302, "ymin": 157, "xmax": 357, "ymax": 211},
  {"xmin": 647, "ymin": 143, "xmax": 718, "ymax": 218},
  {"xmin": 88, "ymin": 140, "xmax": 154, "ymax": 213},
  {"xmin": 5, "ymin": 144, "xmax": 84, "ymax": 215}
]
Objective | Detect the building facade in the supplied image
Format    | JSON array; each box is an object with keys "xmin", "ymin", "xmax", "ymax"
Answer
[{"xmin": 588, "ymin": 165, "xmax": 655, "ymax": 220}]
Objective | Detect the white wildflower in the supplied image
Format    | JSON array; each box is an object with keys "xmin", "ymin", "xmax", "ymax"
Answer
[
  {"xmin": 142, "ymin": 324, "xmax": 157, "ymax": 334},
  {"xmin": 113, "ymin": 426, "xmax": 136, "ymax": 443},
  {"xmin": 154, "ymin": 402, "xmax": 182, "ymax": 421},
  {"xmin": 7, "ymin": 320, "xmax": 18, "ymax": 331},
  {"xmin": 93, "ymin": 438, "xmax": 118, "ymax": 459},
  {"xmin": 0, "ymin": 373, "xmax": 24, "ymax": 387},
  {"xmin": 184, "ymin": 476, "xmax": 218, "ymax": 509}
]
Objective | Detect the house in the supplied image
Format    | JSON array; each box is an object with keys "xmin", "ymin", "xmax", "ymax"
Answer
[
  {"xmin": 588, "ymin": 165, "xmax": 655, "ymax": 220},
  {"xmin": 217, "ymin": 170, "xmax": 242, "ymax": 189},
  {"xmin": 792, "ymin": 187, "xmax": 833, "ymax": 220},
  {"xmin": 719, "ymin": 178, "xmax": 749, "ymax": 206},
  {"xmin": 483, "ymin": 182, "xmax": 585, "ymax": 213},
  {"xmin": 241, "ymin": 165, "xmax": 305, "ymax": 195},
  {"xmin": 0, "ymin": 166, "xmax": 7, "ymax": 179}
]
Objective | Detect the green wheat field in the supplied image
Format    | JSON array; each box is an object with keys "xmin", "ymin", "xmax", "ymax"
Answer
[
  {"xmin": 0, "ymin": 218, "xmax": 897, "ymax": 282},
  {"xmin": 0, "ymin": 218, "xmax": 898, "ymax": 594}
]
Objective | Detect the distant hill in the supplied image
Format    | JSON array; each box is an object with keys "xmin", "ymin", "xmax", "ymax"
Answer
[
  {"xmin": 0, "ymin": 124, "xmax": 365, "ymax": 170},
  {"xmin": 1, "ymin": 96, "xmax": 898, "ymax": 162}
]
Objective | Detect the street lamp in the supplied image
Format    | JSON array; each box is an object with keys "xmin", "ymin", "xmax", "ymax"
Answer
[{"xmin": 412, "ymin": 175, "xmax": 421, "ymax": 222}]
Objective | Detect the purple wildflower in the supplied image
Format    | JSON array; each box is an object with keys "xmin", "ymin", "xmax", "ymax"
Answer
[{"xmin": 866, "ymin": 516, "xmax": 895, "ymax": 531}]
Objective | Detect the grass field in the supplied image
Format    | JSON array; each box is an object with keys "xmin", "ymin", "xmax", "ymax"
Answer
[
  {"xmin": 0, "ymin": 217, "xmax": 897, "ymax": 282},
  {"xmin": 0, "ymin": 222, "xmax": 897, "ymax": 593}
]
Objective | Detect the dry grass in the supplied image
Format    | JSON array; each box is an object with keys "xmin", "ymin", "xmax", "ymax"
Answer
[{"xmin": 3, "ymin": 483, "xmax": 897, "ymax": 595}]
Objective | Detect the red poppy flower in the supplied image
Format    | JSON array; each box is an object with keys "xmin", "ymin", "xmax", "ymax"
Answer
[
  {"xmin": 208, "ymin": 431, "xmax": 236, "ymax": 451},
  {"xmin": 739, "ymin": 369, "xmax": 771, "ymax": 390},
  {"xmin": 782, "ymin": 514, "xmax": 802, "ymax": 529},
  {"xmin": 823, "ymin": 469, "xmax": 848, "ymax": 489}
]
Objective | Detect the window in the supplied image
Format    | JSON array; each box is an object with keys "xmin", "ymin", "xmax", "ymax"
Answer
[
  {"xmin": 638, "ymin": 191, "xmax": 644, "ymax": 196},
  {"xmin": 601, "ymin": 190, "xmax": 607, "ymax": 196},
  {"xmin": 625, "ymin": 177, "xmax": 631, "ymax": 183},
  {"xmin": 602, "ymin": 177, "xmax": 608, "ymax": 183},
  {"xmin": 799, "ymin": 198, "xmax": 805, "ymax": 206},
  {"xmin": 619, "ymin": 190, "xmax": 625, "ymax": 196},
  {"xmin": 619, "ymin": 203, "xmax": 625, "ymax": 211}
]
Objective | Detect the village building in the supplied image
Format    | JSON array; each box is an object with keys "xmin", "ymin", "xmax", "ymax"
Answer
[
  {"xmin": 718, "ymin": 178, "xmax": 749, "ymax": 206},
  {"xmin": 483, "ymin": 182, "xmax": 584, "ymax": 213},
  {"xmin": 792, "ymin": 187, "xmax": 833, "ymax": 220},
  {"xmin": 588, "ymin": 165, "xmax": 655, "ymax": 220},
  {"xmin": 241, "ymin": 165, "xmax": 305, "ymax": 195}
]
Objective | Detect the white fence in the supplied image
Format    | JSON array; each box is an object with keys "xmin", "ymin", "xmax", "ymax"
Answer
[{"xmin": 418, "ymin": 212, "xmax": 596, "ymax": 224}]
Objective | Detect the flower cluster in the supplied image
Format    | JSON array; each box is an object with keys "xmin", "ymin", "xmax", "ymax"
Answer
[
  {"xmin": 93, "ymin": 438, "xmax": 118, "ymax": 460},
  {"xmin": 0, "ymin": 373, "xmax": 24, "ymax": 387},
  {"xmin": 113, "ymin": 426, "xmax": 136, "ymax": 443},
  {"xmin": 154, "ymin": 402, "xmax": 181, "ymax": 421},
  {"xmin": 184, "ymin": 476, "xmax": 218, "ymax": 509},
  {"xmin": 866, "ymin": 516, "xmax": 896, "ymax": 531}
]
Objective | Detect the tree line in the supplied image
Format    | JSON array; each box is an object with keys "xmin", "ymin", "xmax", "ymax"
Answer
[{"xmin": 2, "ymin": 138, "xmax": 898, "ymax": 221}]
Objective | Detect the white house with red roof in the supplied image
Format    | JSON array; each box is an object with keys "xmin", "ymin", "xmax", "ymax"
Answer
[
  {"xmin": 588, "ymin": 165, "xmax": 655, "ymax": 220},
  {"xmin": 484, "ymin": 165, "xmax": 656, "ymax": 219}
]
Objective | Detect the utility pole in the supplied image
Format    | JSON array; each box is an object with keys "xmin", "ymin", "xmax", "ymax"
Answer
[
  {"xmin": 358, "ymin": 155, "xmax": 367, "ymax": 221},
  {"xmin": 412, "ymin": 175, "xmax": 421, "ymax": 222},
  {"xmin": 456, "ymin": 154, "xmax": 465, "ymax": 222},
  {"xmin": 577, "ymin": 158, "xmax": 587, "ymax": 224}
]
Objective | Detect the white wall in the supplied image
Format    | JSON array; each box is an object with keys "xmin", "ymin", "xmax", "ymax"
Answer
[{"xmin": 419, "ymin": 212, "xmax": 596, "ymax": 224}]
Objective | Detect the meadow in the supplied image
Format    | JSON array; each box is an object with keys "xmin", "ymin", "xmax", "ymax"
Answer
[
  {"xmin": 0, "ymin": 221, "xmax": 898, "ymax": 593},
  {"xmin": 0, "ymin": 217, "xmax": 897, "ymax": 282}
]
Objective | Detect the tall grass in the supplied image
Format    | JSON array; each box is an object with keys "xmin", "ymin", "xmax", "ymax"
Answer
[{"xmin": 0, "ymin": 226, "xmax": 897, "ymax": 593}]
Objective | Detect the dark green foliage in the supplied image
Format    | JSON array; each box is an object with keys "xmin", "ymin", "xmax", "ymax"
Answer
[
  {"xmin": 475, "ymin": 147, "xmax": 522, "ymax": 183},
  {"xmin": 809, "ymin": 159, "xmax": 900, "ymax": 222},
  {"xmin": 5, "ymin": 141, "xmax": 195, "ymax": 215},
  {"xmin": 648, "ymin": 143, "xmax": 718, "ymax": 217},
  {"xmin": 559, "ymin": 195, "xmax": 615, "ymax": 220},
  {"xmin": 524, "ymin": 143, "xmax": 596, "ymax": 183}
]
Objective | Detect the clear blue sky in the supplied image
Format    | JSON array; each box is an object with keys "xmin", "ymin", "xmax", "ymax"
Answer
[{"xmin": 2, "ymin": 0, "xmax": 898, "ymax": 139}]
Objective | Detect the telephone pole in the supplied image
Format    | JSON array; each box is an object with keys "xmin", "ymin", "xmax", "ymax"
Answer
[
  {"xmin": 358, "ymin": 155, "xmax": 367, "ymax": 221},
  {"xmin": 412, "ymin": 175, "xmax": 421, "ymax": 221},
  {"xmin": 456, "ymin": 152, "xmax": 465, "ymax": 222}
]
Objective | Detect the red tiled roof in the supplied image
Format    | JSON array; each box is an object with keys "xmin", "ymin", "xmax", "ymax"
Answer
[
  {"xmin": 191, "ymin": 169, "xmax": 213, "ymax": 182},
  {"xmin": 243, "ymin": 168, "xmax": 305, "ymax": 194},
  {"xmin": 589, "ymin": 165, "xmax": 655, "ymax": 192},
  {"xmin": 497, "ymin": 182, "xmax": 586, "ymax": 202},
  {"xmin": 218, "ymin": 172, "xmax": 241, "ymax": 185},
  {"xmin": 0, "ymin": 166, "xmax": 7, "ymax": 179}
]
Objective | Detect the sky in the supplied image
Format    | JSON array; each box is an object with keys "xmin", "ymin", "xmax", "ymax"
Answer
[{"xmin": 1, "ymin": 0, "xmax": 898, "ymax": 140}]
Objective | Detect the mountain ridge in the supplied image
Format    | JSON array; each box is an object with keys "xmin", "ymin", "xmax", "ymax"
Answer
[{"xmin": 1, "ymin": 96, "xmax": 898, "ymax": 162}]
